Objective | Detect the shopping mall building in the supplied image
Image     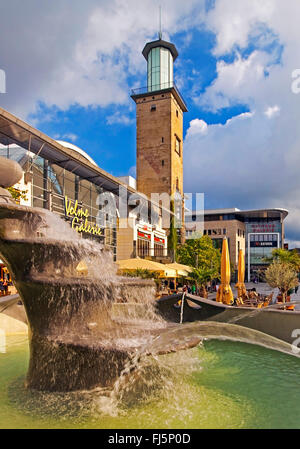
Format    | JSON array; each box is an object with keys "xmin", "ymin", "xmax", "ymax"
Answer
[
  {"xmin": 0, "ymin": 34, "xmax": 190, "ymax": 275},
  {"xmin": 0, "ymin": 107, "xmax": 169, "ymax": 271},
  {"xmin": 185, "ymin": 207, "xmax": 288, "ymax": 282}
]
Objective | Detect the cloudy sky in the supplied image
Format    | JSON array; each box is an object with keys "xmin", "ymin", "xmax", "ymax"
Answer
[{"xmin": 1, "ymin": 0, "xmax": 300, "ymax": 245}]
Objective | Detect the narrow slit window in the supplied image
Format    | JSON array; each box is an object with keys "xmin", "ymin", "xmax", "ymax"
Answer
[{"xmin": 175, "ymin": 136, "xmax": 181, "ymax": 156}]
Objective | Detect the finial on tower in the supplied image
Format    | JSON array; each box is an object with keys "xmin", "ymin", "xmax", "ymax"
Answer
[{"xmin": 158, "ymin": 6, "xmax": 162, "ymax": 40}]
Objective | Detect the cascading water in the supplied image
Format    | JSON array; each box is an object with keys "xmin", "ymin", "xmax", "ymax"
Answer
[{"xmin": 1, "ymin": 155, "xmax": 300, "ymax": 414}]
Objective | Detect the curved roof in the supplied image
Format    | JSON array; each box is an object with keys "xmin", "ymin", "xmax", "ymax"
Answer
[
  {"xmin": 56, "ymin": 140, "xmax": 98, "ymax": 167},
  {"xmin": 142, "ymin": 39, "xmax": 178, "ymax": 61},
  {"xmin": 202, "ymin": 208, "xmax": 289, "ymax": 220}
]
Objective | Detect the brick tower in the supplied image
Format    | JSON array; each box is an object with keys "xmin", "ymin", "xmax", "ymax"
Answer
[{"xmin": 131, "ymin": 37, "xmax": 187, "ymax": 243}]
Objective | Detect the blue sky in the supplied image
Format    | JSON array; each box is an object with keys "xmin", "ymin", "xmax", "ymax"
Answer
[
  {"xmin": 28, "ymin": 26, "xmax": 228, "ymax": 177},
  {"xmin": 1, "ymin": 0, "xmax": 300, "ymax": 245},
  {"xmin": 28, "ymin": 25, "xmax": 249, "ymax": 179}
]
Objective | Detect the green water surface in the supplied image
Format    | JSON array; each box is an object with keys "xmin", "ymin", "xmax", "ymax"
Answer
[{"xmin": 1, "ymin": 334, "xmax": 300, "ymax": 429}]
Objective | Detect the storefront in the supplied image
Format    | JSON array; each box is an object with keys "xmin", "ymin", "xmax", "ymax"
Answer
[
  {"xmin": 185, "ymin": 207, "xmax": 288, "ymax": 281},
  {"xmin": 135, "ymin": 223, "xmax": 167, "ymax": 259},
  {"xmin": 0, "ymin": 260, "xmax": 8, "ymax": 280},
  {"xmin": 0, "ymin": 142, "xmax": 118, "ymax": 257},
  {"xmin": 0, "ymin": 106, "xmax": 170, "ymax": 265},
  {"xmin": 246, "ymin": 220, "xmax": 282, "ymax": 281}
]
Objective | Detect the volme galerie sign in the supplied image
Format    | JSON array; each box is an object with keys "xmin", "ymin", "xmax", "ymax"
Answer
[
  {"xmin": 247, "ymin": 222, "xmax": 281, "ymax": 233},
  {"xmin": 64, "ymin": 196, "xmax": 104, "ymax": 237}
]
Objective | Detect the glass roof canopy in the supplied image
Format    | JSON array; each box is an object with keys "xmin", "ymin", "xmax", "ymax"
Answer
[
  {"xmin": 0, "ymin": 106, "xmax": 134, "ymax": 195},
  {"xmin": 0, "ymin": 106, "xmax": 173, "ymax": 216}
]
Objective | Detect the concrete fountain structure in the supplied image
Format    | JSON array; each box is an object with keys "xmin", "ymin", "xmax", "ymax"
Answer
[
  {"xmin": 0, "ymin": 156, "xmax": 177, "ymax": 392},
  {"xmin": 1, "ymin": 156, "xmax": 299, "ymax": 395}
]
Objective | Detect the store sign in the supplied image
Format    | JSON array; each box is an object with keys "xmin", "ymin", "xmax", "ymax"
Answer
[
  {"xmin": 137, "ymin": 230, "xmax": 151, "ymax": 240},
  {"xmin": 64, "ymin": 196, "xmax": 104, "ymax": 237},
  {"xmin": 247, "ymin": 223, "xmax": 279, "ymax": 233},
  {"xmin": 154, "ymin": 236, "xmax": 165, "ymax": 244},
  {"xmin": 250, "ymin": 241, "xmax": 278, "ymax": 247}
]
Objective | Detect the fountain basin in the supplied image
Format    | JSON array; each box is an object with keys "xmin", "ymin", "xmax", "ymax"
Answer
[{"xmin": 0, "ymin": 201, "xmax": 167, "ymax": 392}]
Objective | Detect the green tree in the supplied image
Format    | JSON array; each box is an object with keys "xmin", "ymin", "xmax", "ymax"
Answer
[
  {"xmin": 264, "ymin": 248, "xmax": 300, "ymax": 271},
  {"xmin": 177, "ymin": 235, "xmax": 221, "ymax": 269},
  {"xmin": 6, "ymin": 186, "xmax": 27, "ymax": 203},
  {"xmin": 168, "ymin": 199, "xmax": 178, "ymax": 262},
  {"xmin": 177, "ymin": 235, "xmax": 221, "ymax": 295},
  {"xmin": 265, "ymin": 261, "xmax": 298, "ymax": 303},
  {"xmin": 189, "ymin": 266, "xmax": 219, "ymax": 298}
]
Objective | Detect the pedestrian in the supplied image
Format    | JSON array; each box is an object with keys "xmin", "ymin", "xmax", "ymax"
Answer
[
  {"xmin": 3, "ymin": 279, "xmax": 8, "ymax": 296},
  {"xmin": 0, "ymin": 279, "xmax": 4, "ymax": 296},
  {"xmin": 295, "ymin": 285, "xmax": 299, "ymax": 294}
]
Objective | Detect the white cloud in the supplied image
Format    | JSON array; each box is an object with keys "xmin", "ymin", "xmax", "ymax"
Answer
[
  {"xmin": 184, "ymin": 0, "xmax": 300, "ymax": 242},
  {"xmin": 106, "ymin": 111, "xmax": 134, "ymax": 126},
  {"xmin": 53, "ymin": 133, "xmax": 78, "ymax": 142},
  {"xmin": 0, "ymin": 0, "xmax": 205, "ymax": 120},
  {"xmin": 196, "ymin": 50, "xmax": 275, "ymax": 112},
  {"xmin": 264, "ymin": 105, "xmax": 280, "ymax": 118},
  {"xmin": 205, "ymin": 0, "xmax": 276, "ymax": 56},
  {"xmin": 186, "ymin": 119, "xmax": 208, "ymax": 137}
]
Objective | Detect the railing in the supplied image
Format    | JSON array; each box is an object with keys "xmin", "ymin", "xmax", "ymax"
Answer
[{"xmin": 131, "ymin": 81, "xmax": 181, "ymax": 97}]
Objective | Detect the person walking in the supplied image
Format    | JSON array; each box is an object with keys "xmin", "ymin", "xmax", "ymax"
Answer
[
  {"xmin": 0, "ymin": 279, "xmax": 4, "ymax": 296},
  {"xmin": 3, "ymin": 279, "xmax": 7, "ymax": 295}
]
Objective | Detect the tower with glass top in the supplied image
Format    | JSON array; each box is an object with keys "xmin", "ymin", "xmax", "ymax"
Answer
[
  {"xmin": 131, "ymin": 35, "xmax": 187, "ymax": 244},
  {"xmin": 146, "ymin": 41, "xmax": 175, "ymax": 92}
]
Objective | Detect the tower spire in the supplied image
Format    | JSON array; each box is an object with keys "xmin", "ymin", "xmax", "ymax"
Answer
[{"xmin": 158, "ymin": 6, "xmax": 162, "ymax": 40}]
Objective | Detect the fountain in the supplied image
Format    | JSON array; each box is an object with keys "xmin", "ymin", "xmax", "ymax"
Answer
[
  {"xmin": 0, "ymin": 156, "xmax": 205, "ymax": 392},
  {"xmin": 2, "ymin": 155, "xmax": 300, "ymax": 402}
]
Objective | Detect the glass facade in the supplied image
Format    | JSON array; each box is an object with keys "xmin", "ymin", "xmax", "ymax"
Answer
[
  {"xmin": 147, "ymin": 47, "xmax": 173, "ymax": 92},
  {"xmin": 0, "ymin": 145, "xmax": 117, "ymax": 259},
  {"xmin": 245, "ymin": 219, "xmax": 282, "ymax": 280}
]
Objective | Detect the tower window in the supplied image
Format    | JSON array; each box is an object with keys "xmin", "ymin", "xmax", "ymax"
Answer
[
  {"xmin": 151, "ymin": 105, "xmax": 156, "ymax": 111},
  {"xmin": 175, "ymin": 136, "xmax": 181, "ymax": 156},
  {"xmin": 162, "ymin": 160, "xmax": 164, "ymax": 166},
  {"xmin": 162, "ymin": 137, "xmax": 164, "ymax": 143},
  {"xmin": 176, "ymin": 110, "xmax": 179, "ymax": 117}
]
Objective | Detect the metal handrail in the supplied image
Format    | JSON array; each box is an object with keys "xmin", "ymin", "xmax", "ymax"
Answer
[{"xmin": 131, "ymin": 81, "xmax": 180, "ymax": 96}]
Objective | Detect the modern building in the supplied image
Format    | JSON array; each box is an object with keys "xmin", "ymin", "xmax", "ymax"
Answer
[
  {"xmin": 131, "ymin": 36, "xmax": 187, "ymax": 243},
  {"xmin": 185, "ymin": 207, "xmax": 288, "ymax": 281},
  {"xmin": 0, "ymin": 107, "xmax": 169, "ymax": 265}
]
